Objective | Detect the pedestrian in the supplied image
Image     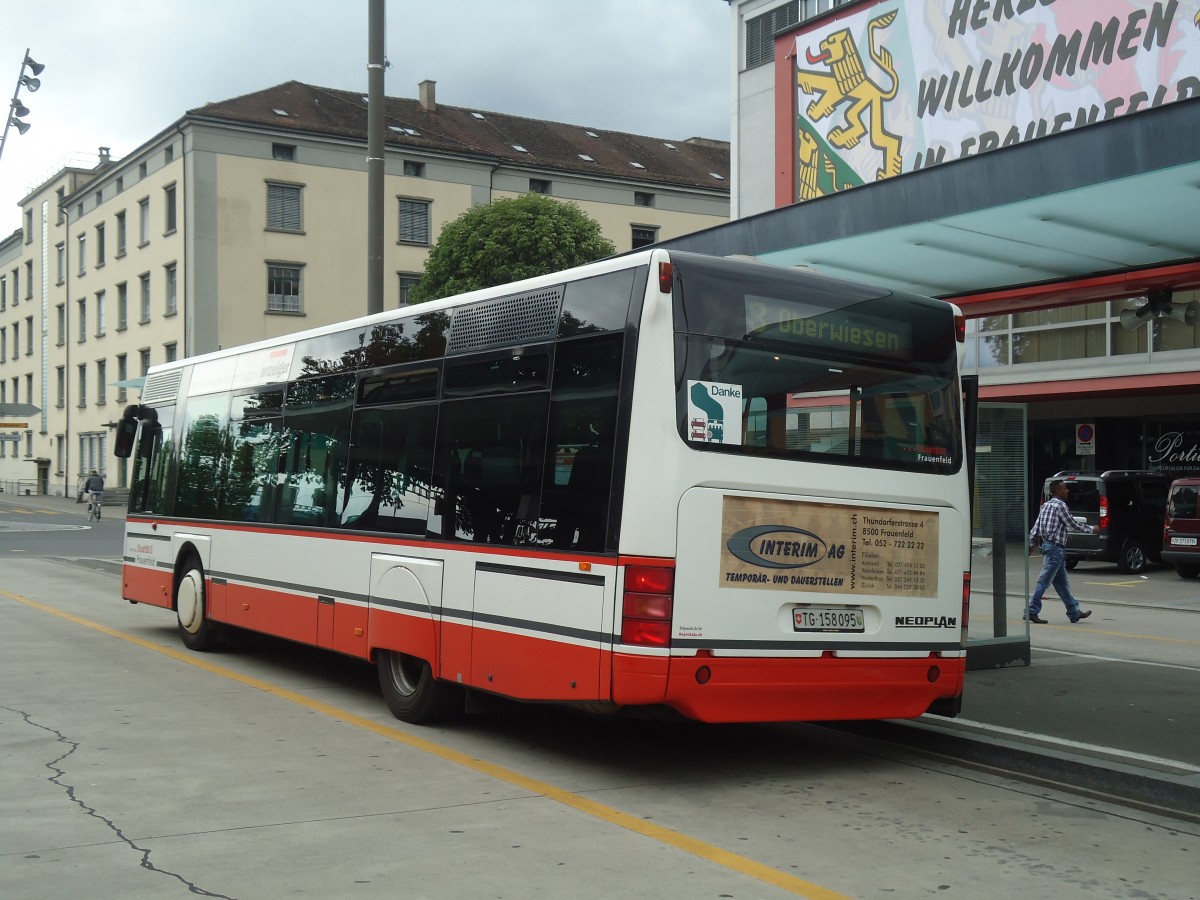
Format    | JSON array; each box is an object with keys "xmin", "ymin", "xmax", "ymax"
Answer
[
  {"xmin": 1026, "ymin": 478, "xmax": 1094, "ymax": 623},
  {"xmin": 85, "ymin": 469, "xmax": 105, "ymax": 518}
]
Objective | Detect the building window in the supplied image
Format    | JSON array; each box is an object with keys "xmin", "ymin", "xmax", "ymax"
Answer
[
  {"xmin": 529, "ymin": 178, "xmax": 551, "ymax": 195},
  {"xmin": 96, "ymin": 291, "xmax": 106, "ymax": 337},
  {"xmin": 139, "ymin": 161, "xmax": 148, "ymax": 179},
  {"xmin": 138, "ymin": 197, "xmax": 150, "ymax": 245},
  {"xmin": 272, "ymin": 143, "xmax": 295, "ymax": 161},
  {"xmin": 1, "ymin": 326, "xmax": 7, "ymax": 362},
  {"xmin": 164, "ymin": 342, "xmax": 177, "ymax": 363},
  {"xmin": 139, "ymin": 348, "xmax": 151, "ymax": 376},
  {"xmin": 634, "ymin": 191, "xmax": 656, "ymax": 207},
  {"xmin": 25, "ymin": 316, "xmax": 34, "ymax": 356},
  {"xmin": 398, "ymin": 273, "xmax": 421, "ymax": 306},
  {"xmin": 403, "ymin": 160, "xmax": 425, "ymax": 177},
  {"xmin": 56, "ymin": 304, "xmax": 65, "ymax": 346},
  {"xmin": 631, "ymin": 225, "xmax": 658, "ymax": 249},
  {"xmin": 56, "ymin": 243, "xmax": 65, "ymax": 283},
  {"xmin": 266, "ymin": 183, "xmax": 303, "ymax": 231},
  {"xmin": 95, "ymin": 223, "xmax": 106, "ymax": 267},
  {"xmin": 398, "ymin": 199, "xmax": 431, "ymax": 244},
  {"xmin": 164, "ymin": 144, "xmax": 174, "ymax": 164},
  {"xmin": 11, "ymin": 267, "xmax": 19, "ymax": 304},
  {"xmin": 56, "ymin": 366, "xmax": 65, "ymax": 408},
  {"xmin": 97, "ymin": 359, "xmax": 107, "ymax": 405},
  {"xmin": 78, "ymin": 299, "xmax": 87, "ymax": 342},
  {"xmin": 77, "ymin": 364, "xmax": 87, "ymax": 407},
  {"xmin": 77, "ymin": 234, "xmax": 87, "ymax": 275},
  {"xmin": 115, "ymin": 211, "xmax": 127, "ymax": 256},
  {"xmin": 267, "ymin": 264, "xmax": 303, "ymax": 313},
  {"xmin": 117, "ymin": 283, "xmax": 128, "ymax": 330},
  {"xmin": 24, "ymin": 208, "xmax": 33, "ymax": 243},
  {"xmin": 164, "ymin": 263, "xmax": 177, "ymax": 316},
  {"xmin": 11, "ymin": 321, "xmax": 17, "ymax": 359},
  {"xmin": 1, "ymin": 274, "xmax": 6, "ymax": 309},
  {"xmin": 116, "ymin": 354, "xmax": 128, "ymax": 402},
  {"xmin": 745, "ymin": 1, "xmax": 799, "ymax": 69},
  {"xmin": 24, "ymin": 260, "xmax": 32, "ymax": 298},
  {"xmin": 164, "ymin": 184, "xmax": 177, "ymax": 234},
  {"xmin": 139, "ymin": 273, "xmax": 151, "ymax": 323}
]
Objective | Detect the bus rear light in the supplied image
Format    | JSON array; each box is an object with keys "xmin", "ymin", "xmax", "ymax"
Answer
[
  {"xmin": 622, "ymin": 565, "xmax": 674, "ymax": 647},
  {"xmin": 658, "ymin": 261, "xmax": 673, "ymax": 294},
  {"xmin": 954, "ymin": 314, "xmax": 966, "ymax": 343},
  {"xmin": 1099, "ymin": 496, "xmax": 1109, "ymax": 531},
  {"xmin": 961, "ymin": 572, "xmax": 971, "ymax": 634}
]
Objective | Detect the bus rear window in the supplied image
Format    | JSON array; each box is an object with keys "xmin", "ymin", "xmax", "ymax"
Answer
[{"xmin": 670, "ymin": 253, "xmax": 961, "ymax": 473}]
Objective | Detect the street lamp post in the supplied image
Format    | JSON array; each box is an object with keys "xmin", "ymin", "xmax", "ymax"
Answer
[{"xmin": 0, "ymin": 49, "xmax": 45, "ymax": 165}]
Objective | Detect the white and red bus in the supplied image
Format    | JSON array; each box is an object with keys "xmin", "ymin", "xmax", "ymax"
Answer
[{"xmin": 116, "ymin": 249, "xmax": 970, "ymax": 724}]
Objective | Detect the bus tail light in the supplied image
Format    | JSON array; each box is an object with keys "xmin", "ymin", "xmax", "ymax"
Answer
[
  {"xmin": 1099, "ymin": 496, "xmax": 1109, "ymax": 531},
  {"xmin": 658, "ymin": 261, "xmax": 673, "ymax": 294},
  {"xmin": 622, "ymin": 565, "xmax": 674, "ymax": 647},
  {"xmin": 954, "ymin": 314, "xmax": 966, "ymax": 343},
  {"xmin": 961, "ymin": 572, "xmax": 971, "ymax": 631}
]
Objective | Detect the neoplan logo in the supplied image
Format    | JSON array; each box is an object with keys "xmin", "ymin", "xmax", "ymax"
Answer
[{"xmin": 895, "ymin": 616, "xmax": 957, "ymax": 628}]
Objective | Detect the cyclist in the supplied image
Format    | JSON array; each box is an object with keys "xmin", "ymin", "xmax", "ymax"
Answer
[{"xmin": 85, "ymin": 469, "xmax": 105, "ymax": 520}]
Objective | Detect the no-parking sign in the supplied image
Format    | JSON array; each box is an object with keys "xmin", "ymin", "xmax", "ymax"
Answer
[{"xmin": 1076, "ymin": 423, "xmax": 1095, "ymax": 456}]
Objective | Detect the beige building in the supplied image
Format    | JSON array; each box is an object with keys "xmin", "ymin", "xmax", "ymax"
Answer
[{"xmin": 0, "ymin": 80, "xmax": 729, "ymax": 496}]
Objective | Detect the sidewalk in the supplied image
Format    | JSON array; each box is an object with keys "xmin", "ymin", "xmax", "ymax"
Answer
[{"xmin": 7, "ymin": 491, "xmax": 128, "ymax": 520}]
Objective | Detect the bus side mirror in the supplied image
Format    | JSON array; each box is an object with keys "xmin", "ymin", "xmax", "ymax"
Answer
[{"xmin": 114, "ymin": 415, "xmax": 139, "ymax": 458}]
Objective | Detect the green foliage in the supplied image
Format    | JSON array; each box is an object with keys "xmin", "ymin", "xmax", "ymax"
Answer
[{"xmin": 409, "ymin": 194, "xmax": 616, "ymax": 303}]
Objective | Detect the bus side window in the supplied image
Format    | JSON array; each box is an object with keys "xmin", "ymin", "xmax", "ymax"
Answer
[
  {"xmin": 542, "ymin": 333, "xmax": 623, "ymax": 551},
  {"xmin": 433, "ymin": 394, "xmax": 549, "ymax": 545},
  {"xmin": 278, "ymin": 374, "xmax": 354, "ymax": 528},
  {"xmin": 130, "ymin": 406, "xmax": 174, "ymax": 515},
  {"xmin": 173, "ymin": 393, "xmax": 233, "ymax": 520},
  {"xmin": 342, "ymin": 403, "xmax": 437, "ymax": 534}
]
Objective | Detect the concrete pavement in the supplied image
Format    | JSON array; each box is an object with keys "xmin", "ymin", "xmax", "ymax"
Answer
[{"xmin": 8, "ymin": 491, "xmax": 1199, "ymax": 820}]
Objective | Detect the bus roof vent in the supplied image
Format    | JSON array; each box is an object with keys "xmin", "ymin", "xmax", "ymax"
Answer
[
  {"xmin": 447, "ymin": 286, "xmax": 563, "ymax": 354},
  {"xmin": 141, "ymin": 369, "xmax": 184, "ymax": 405}
]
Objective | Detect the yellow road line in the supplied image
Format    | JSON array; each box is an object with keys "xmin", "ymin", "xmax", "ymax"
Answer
[{"xmin": 1, "ymin": 588, "xmax": 849, "ymax": 900}]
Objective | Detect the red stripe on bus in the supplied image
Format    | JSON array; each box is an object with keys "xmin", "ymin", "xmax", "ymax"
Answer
[{"xmin": 122, "ymin": 564, "xmax": 173, "ymax": 610}]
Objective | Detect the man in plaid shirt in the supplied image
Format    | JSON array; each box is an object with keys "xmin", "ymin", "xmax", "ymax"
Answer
[{"xmin": 1027, "ymin": 479, "xmax": 1096, "ymax": 623}]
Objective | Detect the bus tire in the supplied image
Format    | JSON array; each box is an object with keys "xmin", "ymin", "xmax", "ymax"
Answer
[
  {"xmin": 376, "ymin": 650, "xmax": 463, "ymax": 724},
  {"xmin": 176, "ymin": 555, "xmax": 220, "ymax": 652}
]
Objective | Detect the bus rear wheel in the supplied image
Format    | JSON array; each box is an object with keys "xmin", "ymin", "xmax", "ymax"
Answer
[
  {"xmin": 176, "ymin": 556, "xmax": 220, "ymax": 652},
  {"xmin": 376, "ymin": 650, "xmax": 463, "ymax": 724}
]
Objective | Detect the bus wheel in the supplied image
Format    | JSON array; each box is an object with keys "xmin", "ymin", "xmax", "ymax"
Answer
[
  {"xmin": 176, "ymin": 556, "xmax": 220, "ymax": 652},
  {"xmin": 376, "ymin": 650, "xmax": 463, "ymax": 724}
]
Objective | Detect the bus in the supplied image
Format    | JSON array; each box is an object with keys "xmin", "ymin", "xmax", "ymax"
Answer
[{"xmin": 116, "ymin": 249, "xmax": 970, "ymax": 724}]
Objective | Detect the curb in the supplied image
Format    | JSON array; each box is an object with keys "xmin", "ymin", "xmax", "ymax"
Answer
[{"xmin": 830, "ymin": 718, "xmax": 1200, "ymax": 824}]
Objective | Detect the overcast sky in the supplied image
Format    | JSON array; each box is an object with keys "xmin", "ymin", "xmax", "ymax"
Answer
[{"xmin": 1, "ymin": 0, "xmax": 732, "ymax": 233}]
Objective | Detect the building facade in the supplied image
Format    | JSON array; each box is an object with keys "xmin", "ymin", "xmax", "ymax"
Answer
[
  {"xmin": 709, "ymin": 0, "xmax": 1200, "ymax": 489},
  {"xmin": 0, "ymin": 80, "xmax": 729, "ymax": 496}
]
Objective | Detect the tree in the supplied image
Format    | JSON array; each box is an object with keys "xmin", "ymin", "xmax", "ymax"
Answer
[{"xmin": 409, "ymin": 194, "xmax": 616, "ymax": 303}]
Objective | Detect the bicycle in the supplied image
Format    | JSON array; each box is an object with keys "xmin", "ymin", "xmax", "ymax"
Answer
[{"xmin": 87, "ymin": 492, "xmax": 102, "ymax": 522}]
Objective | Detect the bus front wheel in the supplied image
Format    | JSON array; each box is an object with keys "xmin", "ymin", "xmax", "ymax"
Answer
[
  {"xmin": 376, "ymin": 650, "xmax": 463, "ymax": 724},
  {"xmin": 176, "ymin": 556, "xmax": 220, "ymax": 652}
]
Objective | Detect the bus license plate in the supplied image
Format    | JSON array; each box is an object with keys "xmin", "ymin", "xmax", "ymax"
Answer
[
  {"xmin": 1171, "ymin": 536, "xmax": 1198, "ymax": 546},
  {"xmin": 793, "ymin": 607, "xmax": 865, "ymax": 633}
]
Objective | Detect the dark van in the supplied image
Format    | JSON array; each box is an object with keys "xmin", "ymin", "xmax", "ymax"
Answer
[
  {"xmin": 1162, "ymin": 477, "xmax": 1200, "ymax": 579},
  {"xmin": 1042, "ymin": 471, "xmax": 1172, "ymax": 573}
]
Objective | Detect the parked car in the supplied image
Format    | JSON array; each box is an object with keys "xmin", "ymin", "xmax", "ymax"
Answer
[
  {"xmin": 1162, "ymin": 476, "xmax": 1200, "ymax": 579},
  {"xmin": 1042, "ymin": 471, "xmax": 1172, "ymax": 573}
]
